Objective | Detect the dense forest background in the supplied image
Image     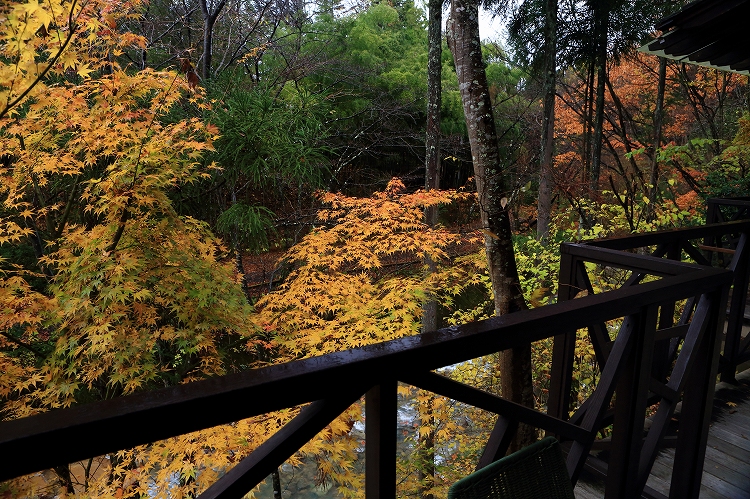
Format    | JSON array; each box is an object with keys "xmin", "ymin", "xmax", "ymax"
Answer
[{"xmin": 1, "ymin": 0, "xmax": 750, "ymax": 497}]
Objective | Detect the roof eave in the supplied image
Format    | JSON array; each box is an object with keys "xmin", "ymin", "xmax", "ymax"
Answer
[{"xmin": 638, "ymin": 43, "xmax": 750, "ymax": 77}]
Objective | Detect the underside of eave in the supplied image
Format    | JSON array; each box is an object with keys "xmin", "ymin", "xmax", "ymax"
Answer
[
  {"xmin": 638, "ymin": 44, "xmax": 750, "ymax": 77},
  {"xmin": 641, "ymin": 0, "xmax": 750, "ymax": 77}
]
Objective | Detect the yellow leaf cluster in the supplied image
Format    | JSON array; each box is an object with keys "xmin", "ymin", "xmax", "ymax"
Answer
[
  {"xmin": 0, "ymin": 0, "xmax": 148, "ymax": 120},
  {"xmin": 249, "ymin": 182, "xmax": 486, "ymax": 495},
  {"xmin": 0, "ymin": 5, "xmax": 270, "ymax": 495},
  {"xmin": 256, "ymin": 180, "xmax": 476, "ymax": 359}
]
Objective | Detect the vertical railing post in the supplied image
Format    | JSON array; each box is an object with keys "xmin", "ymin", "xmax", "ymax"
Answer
[
  {"xmin": 605, "ymin": 305, "xmax": 658, "ymax": 499},
  {"xmin": 366, "ymin": 381, "xmax": 397, "ymax": 499},
  {"xmin": 705, "ymin": 198, "xmax": 720, "ymax": 224},
  {"xmin": 653, "ymin": 242, "xmax": 681, "ymax": 382},
  {"xmin": 476, "ymin": 416, "xmax": 518, "ymax": 469},
  {"xmin": 548, "ymin": 245, "xmax": 579, "ymax": 421},
  {"xmin": 670, "ymin": 286, "xmax": 729, "ymax": 499},
  {"xmin": 721, "ymin": 232, "xmax": 750, "ymax": 382}
]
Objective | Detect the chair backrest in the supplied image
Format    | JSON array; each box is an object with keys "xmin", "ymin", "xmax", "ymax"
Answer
[{"xmin": 447, "ymin": 437, "xmax": 575, "ymax": 499}]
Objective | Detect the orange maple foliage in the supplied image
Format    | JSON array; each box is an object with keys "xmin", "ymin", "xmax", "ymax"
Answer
[
  {"xmin": 0, "ymin": 0, "xmax": 148, "ymax": 120},
  {"xmin": 551, "ymin": 51, "xmax": 750, "ymax": 230},
  {"xmin": 0, "ymin": 1, "xmax": 291, "ymax": 497}
]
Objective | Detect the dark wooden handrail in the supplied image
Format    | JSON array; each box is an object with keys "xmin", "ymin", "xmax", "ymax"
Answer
[
  {"xmin": 571, "ymin": 219, "xmax": 750, "ymax": 381},
  {"xmin": 707, "ymin": 196, "xmax": 750, "ymax": 224},
  {"xmin": 2, "ymin": 215, "xmax": 748, "ymax": 499},
  {"xmin": 544, "ymin": 218, "xmax": 750, "ymax": 499},
  {"xmin": 0, "ymin": 259, "xmax": 723, "ymax": 474}
]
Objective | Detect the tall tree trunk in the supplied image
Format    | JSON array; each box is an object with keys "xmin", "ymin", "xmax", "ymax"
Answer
[
  {"xmin": 424, "ymin": 0, "xmax": 442, "ymax": 224},
  {"xmin": 582, "ymin": 63, "xmax": 595, "ymax": 187},
  {"xmin": 589, "ymin": 0, "xmax": 609, "ymax": 197},
  {"xmin": 419, "ymin": 2, "xmax": 441, "ymax": 493},
  {"xmin": 647, "ymin": 57, "xmax": 667, "ymax": 220},
  {"xmin": 447, "ymin": 0, "xmax": 534, "ymax": 452},
  {"xmin": 199, "ymin": 0, "xmax": 227, "ymax": 80},
  {"xmin": 589, "ymin": 64, "xmax": 606, "ymax": 195},
  {"xmin": 537, "ymin": 0, "xmax": 558, "ymax": 243}
]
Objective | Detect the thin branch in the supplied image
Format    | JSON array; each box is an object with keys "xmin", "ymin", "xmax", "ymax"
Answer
[
  {"xmin": 1, "ymin": 331, "xmax": 46, "ymax": 359},
  {"xmin": 0, "ymin": 0, "xmax": 80, "ymax": 120}
]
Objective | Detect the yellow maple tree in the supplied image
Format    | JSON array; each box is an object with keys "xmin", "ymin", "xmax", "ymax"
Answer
[
  {"xmin": 0, "ymin": 1, "xmax": 290, "ymax": 496},
  {"xmin": 0, "ymin": 0, "xmax": 147, "ymax": 120},
  {"xmin": 256, "ymin": 178, "xmax": 480, "ymax": 358},
  {"xmin": 253, "ymin": 179, "xmax": 484, "ymax": 495}
]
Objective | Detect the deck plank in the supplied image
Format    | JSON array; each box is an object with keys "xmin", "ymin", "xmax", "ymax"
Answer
[
  {"xmin": 707, "ymin": 425, "xmax": 750, "ymax": 452},
  {"xmin": 575, "ymin": 368, "xmax": 750, "ymax": 498},
  {"xmin": 699, "ymin": 472, "xmax": 750, "ymax": 499},
  {"xmin": 703, "ymin": 444, "xmax": 750, "ymax": 476},
  {"xmin": 705, "ymin": 436, "xmax": 750, "ymax": 464},
  {"xmin": 714, "ymin": 410, "xmax": 750, "ymax": 428},
  {"xmin": 702, "ymin": 454, "xmax": 750, "ymax": 493},
  {"xmin": 574, "ymin": 480, "xmax": 606, "ymax": 499}
]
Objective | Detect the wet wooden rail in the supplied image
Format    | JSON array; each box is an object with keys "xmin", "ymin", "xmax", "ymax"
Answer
[{"xmin": 2, "ymin": 203, "xmax": 750, "ymax": 499}]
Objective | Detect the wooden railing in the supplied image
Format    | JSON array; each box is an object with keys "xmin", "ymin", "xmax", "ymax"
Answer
[
  {"xmin": 545, "ymin": 221, "xmax": 750, "ymax": 498},
  {"xmin": 706, "ymin": 196, "xmax": 750, "ymax": 224},
  {"xmin": 1, "ymin": 221, "xmax": 748, "ymax": 499},
  {"xmin": 557, "ymin": 219, "xmax": 750, "ymax": 383}
]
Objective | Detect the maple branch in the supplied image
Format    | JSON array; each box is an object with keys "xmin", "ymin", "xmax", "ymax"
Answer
[
  {"xmin": 129, "ymin": 72, "xmax": 181, "ymax": 190},
  {"xmin": 1, "ymin": 331, "xmax": 46, "ymax": 359},
  {"xmin": 217, "ymin": 0, "xmax": 274, "ymax": 73},
  {"xmin": 149, "ymin": 8, "xmax": 199, "ymax": 47},
  {"xmin": 104, "ymin": 70, "xmax": 180, "ymax": 256},
  {"xmin": 105, "ymin": 207, "xmax": 130, "ymax": 254},
  {"xmin": 53, "ymin": 175, "xmax": 81, "ymax": 239},
  {"xmin": 671, "ymin": 160, "xmax": 704, "ymax": 195},
  {"xmin": 0, "ymin": 0, "xmax": 80, "ymax": 121}
]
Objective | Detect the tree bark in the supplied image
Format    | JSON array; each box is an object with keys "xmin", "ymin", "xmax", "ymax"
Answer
[
  {"xmin": 582, "ymin": 63, "xmax": 595, "ymax": 186},
  {"xmin": 272, "ymin": 468, "xmax": 282, "ymax": 498},
  {"xmin": 199, "ymin": 0, "xmax": 227, "ymax": 80},
  {"xmin": 424, "ymin": 0, "xmax": 442, "ymax": 214},
  {"xmin": 537, "ymin": 0, "xmax": 557, "ymax": 243},
  {"xmin": 419, "ymin": 2, "xmax": 441, "ymax": 493},
  {"xmin": 589, "ymin": 0, "xmax": 610, "ymax": 196},
  {"xmin": 447, "ymin": 0, "xmax": 534, "ymax": 452},
  {"xmin": 647, "ymin": 57, "xmax": 667, "ymax": 220}
]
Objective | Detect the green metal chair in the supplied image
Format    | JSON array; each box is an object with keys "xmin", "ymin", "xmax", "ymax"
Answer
[{"xmin": 448, "ymin": 437, "xmax": 576, "ymax": 499}]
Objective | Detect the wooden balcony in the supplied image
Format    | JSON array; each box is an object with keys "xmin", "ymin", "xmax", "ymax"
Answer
[{"xmin": 2, "ymin": 201, "xmax": 750, "ymax": 498}]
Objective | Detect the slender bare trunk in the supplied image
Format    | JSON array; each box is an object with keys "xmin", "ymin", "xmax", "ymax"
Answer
[
  {"xmin": 589, "ymin": 0, "xmax": 609, "ymax": 197},
  {"xmin": 419, "ymin": 2, "xmax": 441, "ymax": 493},
  {"xmin": 583, "ymin": 64, "xmax": 595, "ymax": 186},
  {"xmin": 537, "ymin": 0, "xmax": 557, "ymax": 243},
  {"xmin": 647, "ymin": 57, "xmax": 667, "ymax": 220},
  {"xmin": 199, "ymin": 0, "xmax": 227, "ymax": 80},
  {"xmin": 590, "ymin": 64, "xmax": 606, "ymax": 195}
]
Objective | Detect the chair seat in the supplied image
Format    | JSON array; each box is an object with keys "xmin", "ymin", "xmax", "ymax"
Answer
[{"xmin": 448, "ymin": 436, "xmax": 576, "ymax": 499}]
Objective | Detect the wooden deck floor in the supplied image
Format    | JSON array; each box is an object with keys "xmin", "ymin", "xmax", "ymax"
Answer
[{"xmin": 575, "ymin": 368, "xmax": 750, "ymax": 498}]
